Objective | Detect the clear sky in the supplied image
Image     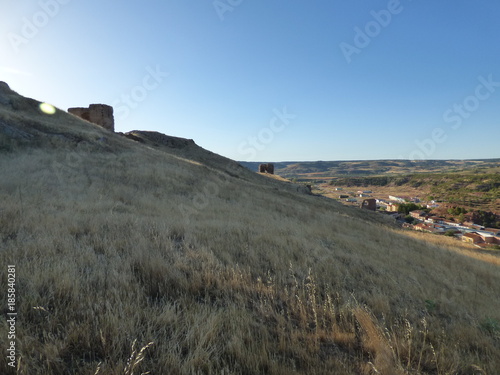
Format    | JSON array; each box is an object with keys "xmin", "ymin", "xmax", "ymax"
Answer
[{"xmin": 2, "ymin": 0, "xmax": 499, "ymax": 162}]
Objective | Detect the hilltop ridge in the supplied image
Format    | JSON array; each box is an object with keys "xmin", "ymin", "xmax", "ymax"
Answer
[{"xmin": 0, "ymin": 81, "xmax": 311, "ymax": 198}]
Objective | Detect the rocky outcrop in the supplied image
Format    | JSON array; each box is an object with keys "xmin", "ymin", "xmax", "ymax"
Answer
[
  {"xmin": 0, "ymin": 82, "xmax": 12, "ymax": 105},
  {"xmin": 123, "ymin": 131, "xmax": 195, "ymax": 149},
  {"xmin": 296, "ymin": 184, "xmax": 312, "ymax": 195},
  {"xmin": 0, "ymin": 81, "xmax": 11, "ymax": 92},
  {"xmin": 0, "ymin": 120, "xmax": 34, "ymax": 141},
  {"xmin": 68, "ymin": 104, "xmax": 114, "ymax": 132}
]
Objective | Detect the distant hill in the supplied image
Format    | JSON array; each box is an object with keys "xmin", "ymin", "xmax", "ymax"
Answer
[
  {"xmin": 241, "ymin": 159, "xmax": 500, "ymax": 180},
  {"xmin": 1, "ymin": 82, "xmax": 499, "ymax": 374}
]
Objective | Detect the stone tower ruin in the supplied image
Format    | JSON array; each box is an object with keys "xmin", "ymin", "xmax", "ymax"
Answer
[
  {"xmin": 361, "ymin": 198, "xmax": 377, "ymax": 211},
  {"xmin": 259, "ymin": 163, "xmax": 275, "ymax": 174},
  {"xmin": 68, "ymin": 104, "xmax": 114, "ymax": 132}
]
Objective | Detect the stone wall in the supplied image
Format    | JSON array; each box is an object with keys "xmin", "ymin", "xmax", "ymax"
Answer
[{"xmin": 68, "ymin": 104, "xmax": 114, "ymax": 132}]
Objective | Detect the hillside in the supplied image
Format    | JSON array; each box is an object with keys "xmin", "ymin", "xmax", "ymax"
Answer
[{"xmin": 1, "ymin": 82, "xmax": 500, "ymax": 374}]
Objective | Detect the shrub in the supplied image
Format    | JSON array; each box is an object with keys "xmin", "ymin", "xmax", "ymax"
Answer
[{"xmin": 480, "ymin": 318, "xmax": 500, "ymax": 336}]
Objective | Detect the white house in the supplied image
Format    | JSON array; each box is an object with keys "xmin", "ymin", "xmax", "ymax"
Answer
[{"xmin": 389, "ymin": 195, "xmax": 407, "ymax": 203}]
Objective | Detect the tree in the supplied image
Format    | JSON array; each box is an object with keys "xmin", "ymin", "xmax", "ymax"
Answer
[
  {"xmin": 458, "ymin": 213, "xmax": 465, "ymax": 224},
  {"xmin": 404, "ymin": 215, "xmax": 415, "ymax": 224},
  {"xmin": 448, "ymin": 206, "xmax": 467, "ymax": 216},
  {"xmin": 398, "ymin": 203, "xmax": 425, "ymax": 215}
]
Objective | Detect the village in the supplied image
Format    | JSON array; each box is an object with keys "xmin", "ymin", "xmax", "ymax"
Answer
[{"xmin": 329, "ymin": 186, "xmax": 500, "ymax": 249}]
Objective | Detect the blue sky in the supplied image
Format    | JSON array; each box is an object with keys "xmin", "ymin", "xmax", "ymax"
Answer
[{"xmin": 2, "ymin": 0, "xmax": 499, "ymax": 161}]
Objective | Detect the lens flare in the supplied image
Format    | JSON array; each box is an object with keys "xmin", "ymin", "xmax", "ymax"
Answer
[{"xmin": 39, "ymin": 102, "xmax": 56, "ymax": 115}]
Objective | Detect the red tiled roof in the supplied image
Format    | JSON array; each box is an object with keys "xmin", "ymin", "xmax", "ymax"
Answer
[{"xmin": 463, "ymin": 232, "xmax": 482, "ymax": 239}]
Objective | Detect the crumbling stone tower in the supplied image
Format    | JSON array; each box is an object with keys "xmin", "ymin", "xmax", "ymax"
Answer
[
  {"xmin": 259, "ymin": 163, "xmax": 275, "ymax": 174},
  {"xmin": 361, "ymin": 198, "xmax": 377, "ymax": 211},
  {"xmin": 68, "ymin": 104, "xmax": 114, "ymax": 132}
]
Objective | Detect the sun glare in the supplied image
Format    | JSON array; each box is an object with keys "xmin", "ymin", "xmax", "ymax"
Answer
[{"xmin": 39, "ymin": 102, "xmax": 56, "ymax": 115}]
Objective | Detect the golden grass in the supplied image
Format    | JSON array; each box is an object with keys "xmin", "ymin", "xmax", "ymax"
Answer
[
  {"xmin": 400, "ymin": 229, "xmax": 500, "ymax": 266},
  {"xmin": 0, "ymin": 94, "xmax": 499, "ymax": 374},
  {"xmin": 257, "ymin": 172, "xmax": 291, "ymax": 182}
]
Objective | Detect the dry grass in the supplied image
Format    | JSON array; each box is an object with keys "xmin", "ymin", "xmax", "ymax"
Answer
[
  {"xmin": 0, "ymin": 91, "xmax": 499, "ymax": 374},
  {"xmin": 400, "ymin": 229, "xmax": 500, "ymax": 266}
]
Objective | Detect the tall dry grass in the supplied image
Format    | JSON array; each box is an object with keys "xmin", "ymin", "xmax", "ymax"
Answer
[{"xmin": 0, "ymin": 99, "xmax": 499, "ymax": 374}]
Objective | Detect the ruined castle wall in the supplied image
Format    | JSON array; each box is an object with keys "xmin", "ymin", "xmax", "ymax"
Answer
[
  {"xmin": 68, "ymin": 104, "xmax": 114, "ymax": 132},
  {"xmin": 68, "ymin": 107, "xmax": 90, "ymax": 121}
]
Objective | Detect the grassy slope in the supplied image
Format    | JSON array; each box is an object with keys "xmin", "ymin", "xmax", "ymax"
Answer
[{"xmin": 0, "ymin": 85, "xmax": 499, "ymax": 374}]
